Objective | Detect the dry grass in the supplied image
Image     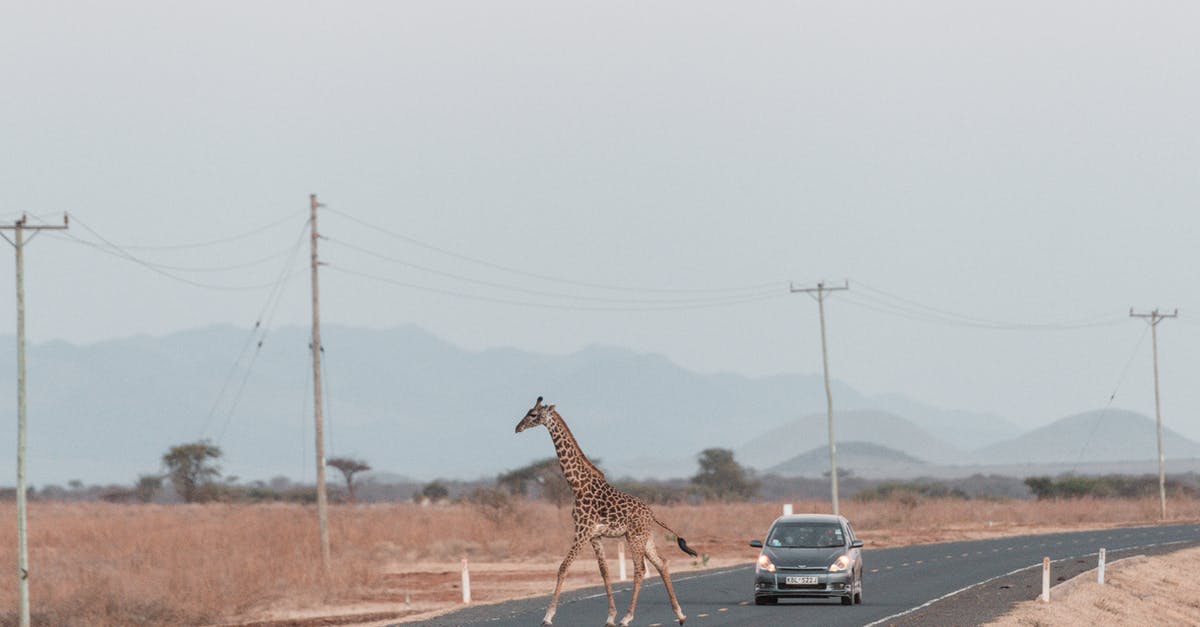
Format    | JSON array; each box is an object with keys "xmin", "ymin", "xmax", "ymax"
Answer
[{"xmin": 1, "ymin": 496, "xmax": 1197, "ymax": 626}]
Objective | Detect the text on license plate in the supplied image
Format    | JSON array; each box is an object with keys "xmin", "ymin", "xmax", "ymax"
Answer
[{"xmin": 785, "ymin": 576, "xmax": 818, "ymax": 585}]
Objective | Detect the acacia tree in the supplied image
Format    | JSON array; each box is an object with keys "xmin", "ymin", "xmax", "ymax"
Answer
[
  {"xmin": 162, "ymin": 440, "xmax": 222, "ymax": 503},
  {"xmin": 497, "ymin": 457, "xmax": 576, "ymax": 508},
  {"xmin": 327, "ymin": 457, "xmax": 371, "ymax": 502},
  {"xmin": 135, "ymin": 474, "xmax": 164, "ymax": 503},
  {"xmin": 691, "ymin": 448, "xmax": 759, "ymax": 501}
]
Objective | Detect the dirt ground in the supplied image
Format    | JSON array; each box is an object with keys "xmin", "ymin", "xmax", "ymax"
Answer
[
  {"xmin": 985, "ymin": 545, "xmax": 1200, "ymax": 626},
  {"xmin": 233, "ymin": 519, "xmax": 1171, "ymax": 627}
]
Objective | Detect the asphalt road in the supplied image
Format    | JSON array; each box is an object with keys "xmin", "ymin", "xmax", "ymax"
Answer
[{"xmin": 427, "ymin": 522, "xmax": 1200, "ymax": 627}]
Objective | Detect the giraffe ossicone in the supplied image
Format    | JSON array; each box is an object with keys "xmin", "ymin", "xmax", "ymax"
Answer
[{"xmin": 515, "ymin": 397, "xmax": 698, "ymax": 626}]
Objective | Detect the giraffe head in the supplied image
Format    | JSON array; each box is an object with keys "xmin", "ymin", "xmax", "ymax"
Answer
[{"xmin": 515, "ymin": 396, "xmax": 555, "ymax": 433}]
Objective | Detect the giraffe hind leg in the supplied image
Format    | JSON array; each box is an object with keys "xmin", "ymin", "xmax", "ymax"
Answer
[
  {"xmin": 618, "ymin": 534, "xmax": 647, "ymax": 627},
  {"xmin": 644, "ymin": 535, "xmax": 687, "ymax": 624}
]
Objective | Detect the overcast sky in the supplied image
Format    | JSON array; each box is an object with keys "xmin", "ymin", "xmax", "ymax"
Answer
[{"xmin": 2, "ymin": 2, "xmax": 1198, "ymax": 440}]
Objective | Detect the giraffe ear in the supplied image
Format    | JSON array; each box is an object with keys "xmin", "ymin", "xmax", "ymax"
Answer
[{"xmin": 548, "ymin": 404, "xmax": 556, "ymax": 411}]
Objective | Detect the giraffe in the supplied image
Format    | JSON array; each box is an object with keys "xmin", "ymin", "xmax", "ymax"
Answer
[{"xmin": 515, "ymin": 397, "xmax": 698, "ymax": 627}]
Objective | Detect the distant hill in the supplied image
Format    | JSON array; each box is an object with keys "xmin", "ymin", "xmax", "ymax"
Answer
[
  {"xmin": 766, "ymin": 441, "xmax": 929, "ymax": 478},
  {"xmin": 736, "ymin": 409, "xmax": 965, "ymax": 471},
  {"xmin": 973, "ymin": 409, "xmax": 1200, "ymax": 465},
  {"xmin": 868, "ymin": 392, "xmax": 1021, "ymax": 451}
]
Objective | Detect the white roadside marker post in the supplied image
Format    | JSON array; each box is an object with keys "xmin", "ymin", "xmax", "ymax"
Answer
[
  {"xmin": 618, "ymin": 541, "xmax": 627, "ymax": 581},
  {"xmin": 783, "ymin": 503, "xmax": 794, "ymax": 516},
  {"xmin": 1097, "ymin": 548, "xmax": 1106, "ymax": 585},
  {"xmin": 1041, "ymin": 557, "xmax": 1050, "ymax": 603},
  {"xmin": 462, "ymin": 557, "xmax": 471, "ymax": 604}
]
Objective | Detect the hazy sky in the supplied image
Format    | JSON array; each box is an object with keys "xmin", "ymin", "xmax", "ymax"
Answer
[{"xmin": 2, "ymin": 2, "xmax": 1198, "ymax": 439}]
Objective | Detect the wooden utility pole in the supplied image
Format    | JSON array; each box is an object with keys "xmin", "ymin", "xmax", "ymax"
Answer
[
  {"xmin": 0, "ymin": 214, "xmax": 68, "ymax": 627},
  {"xmin": 310, "ymin": 194, "xmax": 331, "ymax": 575},
  {"xmin": 791, "ymin": 280, "xmax": 849, "ymax": 516},
  {"xmin": 1130, "ymin": 307, "xmax": 1177, "ymax": 521}
]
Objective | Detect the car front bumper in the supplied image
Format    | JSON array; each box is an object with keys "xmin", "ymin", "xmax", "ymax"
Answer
[{"xmin": 754, "ymin": 569, "xmax": 854, "ymax": 600}]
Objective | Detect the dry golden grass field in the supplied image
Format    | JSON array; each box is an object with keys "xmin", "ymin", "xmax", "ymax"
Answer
[{"xmin": 2, "ymin": 497, "xmax": 1198, "ymax": 626}]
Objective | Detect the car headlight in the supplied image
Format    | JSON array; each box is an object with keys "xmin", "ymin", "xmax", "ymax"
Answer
[
  {"xmin": 829, "ymin": 554, "xmax": 851, "ymax": 572},
  {"xmin": 757, "ymin": 553, "xmax": 776, "ymax": 573}
]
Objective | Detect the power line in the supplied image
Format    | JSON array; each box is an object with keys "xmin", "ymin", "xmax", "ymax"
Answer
[
  {"xmin": 62, "ymin": 216, "xmax": 291, "ymax": 291},
  {"xmin": 324, "ymin": 236, "xmax": 783, "ymax": 306},
  {"xmin": 841, "ymin": 286, "xmax": 1125, "ymax": 331},
  {"xmin": 98, "ymin": 209, "xmax": 307, "ymax": 251},
  {"xmin": 1069, "ymin": 324, "xmax": 1151, "ymax": 472},
  {"xmin": 327, "ymin": 264, "xmax": 789, "ymax": 312},
  {"xmin": 71, "ymin": 240, "xmax": 298, "ymax": 273},
  {"xmin": 201, "ymin": 220, "xmax": 310, "ymax": 439},
  {"xmin": 323, "ymin": 207, "xmax": 783, "ymax": 295}
]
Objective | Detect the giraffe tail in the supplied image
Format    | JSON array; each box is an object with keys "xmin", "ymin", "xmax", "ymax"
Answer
[{"xmin": 654, "ymin": 516, "xmax": 699, "ymax": 557}]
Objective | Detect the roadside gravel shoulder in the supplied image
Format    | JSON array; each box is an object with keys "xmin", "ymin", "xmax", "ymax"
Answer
[
  {"xmin": 887, "ymin": 540, "xmax": 1200, "ymax": 626},
  {"xmin": 986, "ymin": 545, "xmax": 1200, "ymax": 627}
]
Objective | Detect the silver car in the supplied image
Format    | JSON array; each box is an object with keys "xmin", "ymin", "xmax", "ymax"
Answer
[{"xmin": 749, "ymin": 513, "xmax": 865, "ymax": 605}]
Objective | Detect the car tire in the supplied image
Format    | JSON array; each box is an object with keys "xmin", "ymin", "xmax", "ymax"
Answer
[
  {"xmin": 854, "ymin": 574, "xmax": 864, "ymax": 604},
  {"xmin": 841, "ymin": 595, "xmax": 853, "ymax": 605}
]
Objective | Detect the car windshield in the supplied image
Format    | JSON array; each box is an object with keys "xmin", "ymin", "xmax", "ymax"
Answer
[{"xmin": 766, "ymin": 522, "xmax": 846, "ymax": 548}]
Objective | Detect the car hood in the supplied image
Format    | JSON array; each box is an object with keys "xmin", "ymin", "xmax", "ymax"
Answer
[{"xmin": 763, "ymin": 547, "xmax": 843, "ymax": 568}]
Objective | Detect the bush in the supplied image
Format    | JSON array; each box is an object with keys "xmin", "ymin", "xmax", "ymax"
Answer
[
  {"xmin": 853, "ymin": 481, "xmax": 969, "ymax": 504},
  {"xmin": 1024, "ymin": 474, "xmax": 1200, "ymax": 500}
]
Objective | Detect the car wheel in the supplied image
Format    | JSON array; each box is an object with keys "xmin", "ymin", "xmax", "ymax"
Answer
[
  {"xmin": 841, "ymin": 595, "xmax": 853, "ymax": 605},
  {"xmin": 854, "ymin": 573, "xmax": 864, "ymax": 604}
]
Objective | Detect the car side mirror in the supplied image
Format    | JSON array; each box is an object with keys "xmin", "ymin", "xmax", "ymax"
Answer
[
  {"xmin": 749, "ymin": 540, "xmax": 763, "ymax": 548},
  {"xmin": 850, "ymin": 540, "xmax": 863, "ymax": 548}
]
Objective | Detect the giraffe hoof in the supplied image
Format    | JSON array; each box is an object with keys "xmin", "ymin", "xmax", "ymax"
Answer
[{"xmin": 678, "ymin": 616, "xmax": 686, "ymax": 625}]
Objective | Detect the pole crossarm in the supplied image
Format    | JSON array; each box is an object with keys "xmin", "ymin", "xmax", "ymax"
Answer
[
  {"xmin": 790, "ymin": 280, "xmax": 849, "ymax": 301},
  {"xmin": 0, "ymin": 213, "xmax": 69, "ymax": 235},
  {"xmin": 790, "ymin": 279, "xmax": 849, "ymax": 516},
  {"xmin": 1129, "ymin": 308, "xmax": 1179, "ymax": 323}
]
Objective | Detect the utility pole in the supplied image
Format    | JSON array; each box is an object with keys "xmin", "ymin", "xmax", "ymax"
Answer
[
  {"xmin": 0, "ymin": 213, "xmax": 68, "ymax": 627},
  {"xmin": 1130, "ymin": 307, "xmax": 1178, "ymax": 521},
  {"xmin": 310, "ymin": 194, "xmax": 331, "ymax": 576},
  {"xmin": 791, "ymin": 280, "xmax": 849, "ymax": 516}
]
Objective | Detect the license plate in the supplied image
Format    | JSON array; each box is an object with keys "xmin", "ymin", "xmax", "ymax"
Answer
[{"xmin": 786, "ymin": 576, "xmax": 818, "ymax": 585}]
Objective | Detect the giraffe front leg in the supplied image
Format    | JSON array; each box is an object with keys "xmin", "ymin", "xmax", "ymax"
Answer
[
  {"xmin": 543, "ymin": 538, "xmax": 586, "ymax": 626},
  {"xmin": 590, "ymin": 538, "xmax": 617, "ymax": 627}
]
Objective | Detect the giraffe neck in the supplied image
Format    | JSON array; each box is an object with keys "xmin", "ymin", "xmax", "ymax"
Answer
[{"xmin": 544, "ymin": 411, "xmax": 605, "ymax": 495}]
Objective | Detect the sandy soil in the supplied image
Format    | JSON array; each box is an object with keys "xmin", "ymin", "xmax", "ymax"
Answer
[{"xmin": 986, "ymin": 545, "xmax": 1200, "ymax": 627}]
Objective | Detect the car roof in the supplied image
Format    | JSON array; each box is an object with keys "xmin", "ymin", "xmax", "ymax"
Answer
[{"xmin": 770, "ymin": 514, "xmax": 848, "ymax": 525}]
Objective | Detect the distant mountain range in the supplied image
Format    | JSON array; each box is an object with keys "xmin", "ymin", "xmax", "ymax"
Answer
[{"xmin": 0, "ymin": 325, "xmax": 1195, "ymax": 487}]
